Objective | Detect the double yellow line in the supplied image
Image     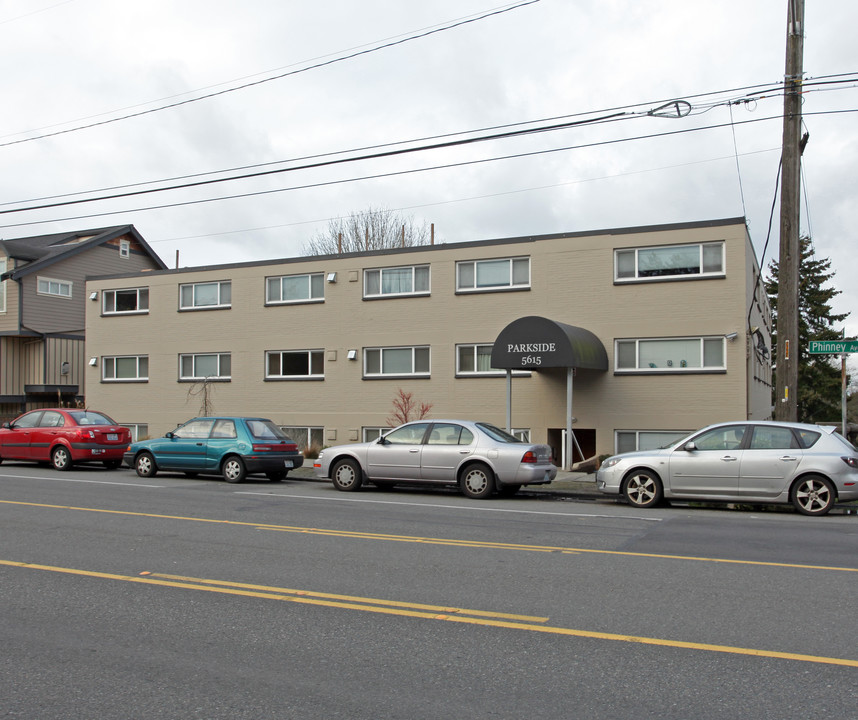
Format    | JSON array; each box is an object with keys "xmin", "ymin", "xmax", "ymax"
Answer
[{"xmin": 2, "ymin": 559, "xmax": 858, "ymax": 668}]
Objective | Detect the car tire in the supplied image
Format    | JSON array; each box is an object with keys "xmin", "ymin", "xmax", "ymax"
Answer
[
  {"xmin": 331, "ymin": 459, "xmax": 363, "ymax": 492},
  {"xmin": 623, "ymin": 469, "xmax": 663, "ymax": 508},
  {"xmin": 223, "ymin": 456, "xmax": 247, "ymax": 483},
  {"xmin": 497, "ymin": 483, "xmax": 522, "ymax": 497},
  {"xmin": 791, "ymin": 475, "xmax": 835, "ymax": 516},
  {"xmin": 51, "ymin": 446, "xmax": 72, "ymax": 471},
  {"xmin": 136, "ymin": 452, "xmax": 157, "ymax": 478},
  {"xmin": 266, "ymin": 471, "xmax": 287, "ymax": 482},
  {"xmin": 459, "ymin": 463, "xmax": 495, "ymax": 499}
]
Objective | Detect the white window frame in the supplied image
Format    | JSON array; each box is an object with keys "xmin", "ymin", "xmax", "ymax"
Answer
[
  {"xmin": 103, "ymin": 287, "xmax": 149, "ymax": 315},
  {"xmin": 614, "ymin": 242, "xmax": 725, "ymax": 282},
  {"xmin": 102, "ymin": 355, "xmax": 148, "ymax": 382},
  {"xmin": 456, "ymin": 343, "xmax": 529, "ymax": 377},
  {"xmin": 511, "ymin": 428, "xmax": 531, "ymax": 442},
  {"xmin": 456, "ymin": 257, "xmax": 530, "ymax": 293},
  {"xmin": 179, "ymin": 281, "xmax": 231, "ymax": 310},
  {"xmin": 614, "ymin": 337, "xmax": 726, "ymax": 372},
  {"xmin": 120, "ymin": 423, "xmax": 149, "ymax": 442},
  {"xmin": 615, "ymin": 429, "xmax": 690, "ymax": 454},
  {"xmin": 266, "ymin": 273, "xmax": 324, "ymax": 305},
  {"xmin": 37, "ymin": 276, "xmax": 73, "ymax": 298},
  {"xmin": 363, "ymin": 264, "xmax": 430, "ymax": 298},
  {"xmin": 266, "ymin": 349, "xmax": 325, "ymax": 379},
  {"xmin": 0, "ymin": 257, "xmax": 6, "ymax": 313},
  {"xmin": 179, "ymin": 352, "xmax": 231, "ymax": 381},
  {"xmin": 279, "ymin": 426, "xmax": 324, "ymax": 451},
  {"xmin": 363, "ymin": 427, "xmax": 391, "ymax": 442},
  {"xmin": 363, "ymin": 346, "xmax": 430, "ymax": 378},
  {"xmin": 119, "ymin": 239, "xmax": 130, "ymax": 258}
]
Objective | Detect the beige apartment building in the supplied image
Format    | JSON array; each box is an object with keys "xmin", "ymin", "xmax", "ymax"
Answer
[{"xmin": 84, "ymin": 217, "xmax": 772, "ymax": 467}]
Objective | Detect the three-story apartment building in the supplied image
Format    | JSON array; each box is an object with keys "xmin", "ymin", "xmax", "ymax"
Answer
[{"xmin": 84, "ymin": 217, "xmax": 772, "ymax": 466}]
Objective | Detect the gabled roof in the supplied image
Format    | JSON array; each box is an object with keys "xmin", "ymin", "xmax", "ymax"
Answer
[{"xmin": 0, "ymin": 225, "xmax": 166, "ymax": 280}]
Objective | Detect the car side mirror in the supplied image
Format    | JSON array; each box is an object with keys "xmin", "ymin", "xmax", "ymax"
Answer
[
  {"xmin": 2, "ymin": 422, "xmax": 10, "ymax": 429},
  {"xmin": 165, "ymin": 431, "xmax": 174, "ymax": 439},
  {"xmin": 683, "ymin": 441, "xmax": 697, "ymax": 451}
]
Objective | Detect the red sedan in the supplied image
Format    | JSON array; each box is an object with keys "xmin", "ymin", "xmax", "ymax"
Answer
[{"xmin": 0, "ymin": 408, "xmax": 131, "ymax": 470}]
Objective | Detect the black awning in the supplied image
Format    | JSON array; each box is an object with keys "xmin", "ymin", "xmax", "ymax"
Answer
[{"xmin": 490, "ymin": 316, "xmax": 608, "ymax": 370}]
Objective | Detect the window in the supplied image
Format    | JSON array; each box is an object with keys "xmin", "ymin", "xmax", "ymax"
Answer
[
  {"xmin": 179, "ymin": 281, "xmax": 231, "ymax": 310},
  {"xmin": 363, "ymin": 427, "xmax": 391, "ymax": 442},
  {"xmin": 280, "ymin": 426, "xmax": 324, "ymax": 452},
  {"xmin": 427, "ymin": 423, "xmax": 474, "ymax": 445},
  {"xmin": 691, "ymin": 425, "xmax": 747, "ymax": 451},
  {"xmin": 511, "ymin": 428, "xmax": 531, "ymax": 442},
  {"xmin": 615, "ymin": 430, "xmax": 690, "ymax": 454},
  {"xmin": 179, "ymin": 352, "xmax": 231, "ymax": 380},
  {"xmin": 364, "ymin": 346, "xmax": 430, "ymax": 377},
  {"xmin": 0, "ymin": 257, "xmax": 6, "ymax": 313},
  {"xmin": 749, "ymin": 425, "xmax": 799, "ymax": 450},
  {"xmin": 102, "ymin": 355, "xmax": 148, "ymax": 381},
  {"xmin": 615, "ymin": 242, "xmax": 724, "ymax": 282},
  {"xmin": 103, "ymin": 288, "xmax": 149, "ymax": 314},
  {"xmin": 119, "ymin": 239, "xmax": 130, "ymax": 258},
  {"xmin": 37, "ymin": 276, "xmax": 72, "ymax": 298},
  {"xmin": 615, "ymin": 337, "xmax": 725, "ymax": 371},
  {"xmin": 383, "ymin": 423, "xmax": 430, "ymax": 444},
  {"xmin": 211, "ymin": 419, "xmax": 237, "ymax": 439},
  {"xmin": 364, "ymin": 265, "xmax": 430, "ymax": 298},
  {"xmin": 456, "ymin": 257, "xmax": 529, "ymax": 292},
  {"xmin": 120, "ymin": 424, "xmax": 149, "ymax": 442},
  {"xmin": 456, "ymin": 343, "xmax": 529, "ymax": 376},
  {"xmin": 266, "ymin": 350, "xmax": 324, "ymax": 379},
  {"xmin": 174, "ymin": 418, "xmax": 215, "ymax": 439},
  {"xmin": 266, "ymin": 273, "xmax": 323, "ymax": 304}
]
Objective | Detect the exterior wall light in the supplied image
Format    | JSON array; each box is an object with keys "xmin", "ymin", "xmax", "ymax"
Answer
[
  {"xmin": 327, "ymin": 272, "xmax": 337, "ymax": 283},
  {"xmin": 88, "ymin": 357, "xmax": 98, "ymax": 366},
  {"xmin": 347, "ymin": 350, "xmax": 357, "ymax": 360}
]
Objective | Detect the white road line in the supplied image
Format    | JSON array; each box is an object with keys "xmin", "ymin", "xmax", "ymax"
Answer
[
  {"xmin": 0, "ymin": 473, "xmax": 162, "ymax": 488},
  {"xmin": 235, "ymin": 491, "xmax": 662, "ymax": 521}
]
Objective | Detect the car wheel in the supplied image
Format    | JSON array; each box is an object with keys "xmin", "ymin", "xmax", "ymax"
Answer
[
  {"xmin": 103, "ymin": 460, "xmax": 121, "ymax": 470},
  {"xmin": 136, "ymin": 452, "xmax": 157, "ymax": 478},
  {"xmin": 791, "ymin": 475, "xmax": 835, "ymax": 516},
  {"xmin": 331, "ymin": 459, "xmax": 363, "ymax": 491},
  {"xmin": 460, "ymin": 463, "xmax": 495, "ymax": 499},
  {"xmin": 497, "ymin": 484, "xmax": 522, "ymax": 497},
  {"xmin": 223, "ymin": 456, "xmax": 247, "ymax": 483},
  {"xmin": 623, "ymin": 469, "xmax": 663, "ymax": 508},
  {"xmin": 266, "ymin": 471, "xmax": 286, "ymax": 482},
  {"xmin": 51, "ymin": 446, "xmax": 72, "ymax": 471}
]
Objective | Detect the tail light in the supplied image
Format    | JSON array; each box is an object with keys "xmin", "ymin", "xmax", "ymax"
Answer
[
  {"xmin": 75, "ymin": 429, "xmax": 95, "ymax": 440},
  {"xmin": 252, "ymin": 442, "xmax": 298, "ymax": 453},
  {"xmin": 842, "ymin": 456, "xmax": 858, "ymax": 469},
  {"xmin": 521, "ymin": 450, "xmax": 538, "ymax": 464}
]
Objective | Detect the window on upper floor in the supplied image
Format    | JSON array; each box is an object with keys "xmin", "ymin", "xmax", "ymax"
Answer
[
  {"xmin": 614, "ymin": 242, "xmax": 724, "ymax": 282},
  {"xmin": 37, "ymin": 276, "xmax": 72, "ymax": 298},
  {"xmin": 119, "ymin": 239, "xmax": 130, "ymax": 258},
  {"xmin": 102, "ymin": 355, "xmax": 148, "ymax": 382},
  {"xmin": 266, "ymin": 349, "xmax": 324, "ymax": 379},
  {"xmin": 363, "ymin": 346, "xmax": 430, "ymax": 378},
  {"xmin": 103, "ymin": 288, "xmax": 149, "ymax": 315},
  {"xmin": 179, "ymin": 352, "xmax": 231, "ymax": 381},
  {"xmin": 179, "ymin": 281, "xmax": 231, "ymax": 310},
  {"xmin": 456, "ymin": 257, "xmax": 530, "ymax": 292},
  {"xmin": 266, "ymin": 273, "xmax": 324, "ymax": 305},
  {"xmin": 363, "ymin": 265, "xmax": 430, "ymax": 298},
  {"xmin": 615, "ymin": 337, "xmax": 725, "ymax": 372}
]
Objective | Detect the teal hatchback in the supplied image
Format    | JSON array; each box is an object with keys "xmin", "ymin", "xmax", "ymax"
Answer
[{"xmin": 123, "ymin": 417, "xmax": 304, "ymax": 483}]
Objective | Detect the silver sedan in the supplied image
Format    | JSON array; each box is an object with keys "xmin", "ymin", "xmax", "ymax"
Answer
[
  {"xmin": 597, "ymin": 421, "xmax": 858, "ymax": 516},
  {"xmin": 314, "ymin": 420, "xmax": 557, "ymax": 499}
]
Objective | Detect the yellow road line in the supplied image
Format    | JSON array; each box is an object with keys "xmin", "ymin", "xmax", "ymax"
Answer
[
  {"xmin": 2, "ymin": 559, "xmax": 856, "ymax": 668},
  {"xmin": 2, "ymin": 499, "xmax": 858, "ymax": 573}
]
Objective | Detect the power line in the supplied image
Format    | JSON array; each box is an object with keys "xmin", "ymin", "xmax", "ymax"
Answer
[{"xmin": 0, "ymin": 0, "xmax": 541, "ymax": 149}]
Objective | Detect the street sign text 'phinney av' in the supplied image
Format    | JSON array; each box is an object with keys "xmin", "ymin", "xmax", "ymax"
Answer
[{"xmin": 808, "ymin": 340, "xmax": 858, "ymax": 354}]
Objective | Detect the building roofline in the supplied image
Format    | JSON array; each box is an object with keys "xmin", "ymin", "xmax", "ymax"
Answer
[{"xmin": 85, "ymin": 216, "xmax": 748, "ymax": 281}]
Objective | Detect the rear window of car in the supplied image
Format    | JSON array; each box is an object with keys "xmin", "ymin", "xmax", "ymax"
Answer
[
  {"xmin": 68, "ymin": 411, "xmax": 115, "ymax": 425},
  {"xmin": 796, "ymin": 429, "xmax": 822, "ymax": 448},
  {"xmin": 246, "ymin": 420, "xmax": 288, "ymax": 441},
  {"xmin": 476, "ymin": 423, "xmax": 523, "ymax": 443}
]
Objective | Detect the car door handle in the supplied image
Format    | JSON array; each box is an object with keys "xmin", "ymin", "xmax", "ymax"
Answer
[
  {"xmin": 780, "ymin": 455, "xmax": 798, "ymax": 461},
  {"xmin": 196, "ymin": 442, "xmax": 204, "ymax": 446},
  {"xmin": 721, "ymin": 455, "xmax": 738, "ymax": 462},
  {"xmin": 409, "ymin": 448, "xmax": 419, "ymax": 453}
]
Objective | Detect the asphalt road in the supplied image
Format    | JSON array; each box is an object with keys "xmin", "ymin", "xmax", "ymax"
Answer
[{"xmin": 2, "ymin": 463, "xmax": 858, "ymax": 719}]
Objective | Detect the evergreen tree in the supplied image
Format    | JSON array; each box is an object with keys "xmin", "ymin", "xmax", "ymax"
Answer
[{"xmin": 765, "ymin": 236, "xmax": 850, "ymax": 422}]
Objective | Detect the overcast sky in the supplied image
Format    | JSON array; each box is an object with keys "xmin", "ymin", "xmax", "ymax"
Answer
[{"xmin": 2, "ymin": 1, "xmax": 856, "ymax": 350}]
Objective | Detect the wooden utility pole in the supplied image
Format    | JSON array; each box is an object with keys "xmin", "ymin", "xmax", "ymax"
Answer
[{"xmin": 774, "ymin": 0, "xmax": 805, "ymax": 421}]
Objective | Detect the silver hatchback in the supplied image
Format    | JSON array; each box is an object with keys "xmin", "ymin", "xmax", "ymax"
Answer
[
  {"xmin": 314, "ymin": 420, "xmax": 557, "ymax": 498},
  {"xmin": 597, "ymin": 421, "xmax": 858, "ymax": 516}
]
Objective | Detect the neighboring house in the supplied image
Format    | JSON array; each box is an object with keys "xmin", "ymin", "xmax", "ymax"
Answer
[
  {"xmin": 0, "ymin": 225, "xmax": 166, "ymax": 420},
  {"xmin": 84, "ymin": 217, "xmax": 772, "ymax": 465}
]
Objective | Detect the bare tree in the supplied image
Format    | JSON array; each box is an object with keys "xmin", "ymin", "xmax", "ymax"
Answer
[
  {"xmin": 303, "ymin": 206, "xmax": 434, "ymax": 255},
  {"xmin": 386, "ymin": 388, "xmax": 433, "ymax": 427},
  {"xmin": 186, "ymin": 378, "xmax": 215, "ymax": 416}
]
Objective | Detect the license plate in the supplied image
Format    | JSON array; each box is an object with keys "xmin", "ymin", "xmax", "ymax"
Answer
[
  {"xmin": 284, "ymin": 460, "xmax": 294, "ymax": 468},
  {"xmin": 107, "ymin": 433, "xmax": 118, "ymax": 441}
]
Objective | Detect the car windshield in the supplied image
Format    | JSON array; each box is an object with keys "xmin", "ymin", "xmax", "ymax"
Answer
[
  {"xmin": 246, "ymin": 420, "xmax": 287, "ymax": 441},
  {"xmin": 476, "ymin": 423, "xmax": 522, "ymax": 443},
  {"xmin": 68, "ymin": 411, "xmax": 115, "ymax": 425}
]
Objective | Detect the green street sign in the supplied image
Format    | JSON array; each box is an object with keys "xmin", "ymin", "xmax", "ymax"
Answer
[{"xmin": 808, "ymin": 340, "xmax": 858, "ymax": 354}]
